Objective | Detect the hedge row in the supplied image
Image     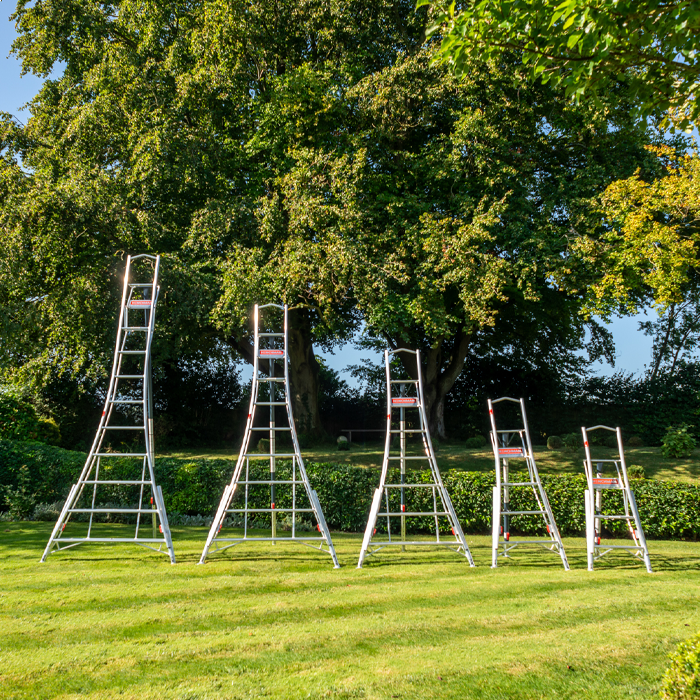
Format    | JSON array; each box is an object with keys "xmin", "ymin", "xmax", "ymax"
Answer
[{"xmin": 1, "ymin": 439, "xmax": 699, "ymax": 539}]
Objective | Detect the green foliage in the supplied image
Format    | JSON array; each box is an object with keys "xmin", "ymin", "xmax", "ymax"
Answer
[
  {"xmin": 337, "ymin": 436, "xmax": 349, "ymax": 452},
  {"xmin": 661, "ymin": 632, "xmax": 700, "ymax": 700},
  {"xmin": 547, "ymin": 436, "xmax": 563, "ymax": 450},
  {"xmin": 2, "ymin": 465, "xmax": 36, "ymax": 520},
  {"xmin": 2, "ymin": 440, "xmax": 700, "ymax": 538},
  {"xmin": 0, "ymin": 392, "xmax": 60, "ymax": 445},
  {"xmin": 422, "ymin": 0, "xmax": 700, "ymax": 130},
  {"xmin": 257, "ymin": 439, "xmax": 270, "ymax": 454},
  {"xmin": 466, "ymin": 436, "xmax": 487, "ymax": 449},
  {"xmin": 662, "ymin": 425, "xmax": 698, "ymax": 459},
  {"xmin": 627, "ymin": 464, "xmax": 645, "ymax": 480},
  {"xmin": 628, "ymin": 436, "xmax": 645, "ymax": 447},
  {"xmin": 562, "ymin": 433, "xmax": 582, "ymax": 452}
]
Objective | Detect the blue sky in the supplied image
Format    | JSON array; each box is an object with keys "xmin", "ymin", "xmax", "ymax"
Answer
[{"xmin": 0, "ymin": 2, "xmax": 656, "ymax": 382}]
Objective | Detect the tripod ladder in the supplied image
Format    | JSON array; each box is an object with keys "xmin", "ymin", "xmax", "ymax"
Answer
[
  {"xmin": 582, "ymin": 425, "xmax": 652, "ymax": 572},
  {"xmin": 488, "ymin": 397, "xmax": 568, "ymax": 570},
  {"xmin": 199, "ymin": 304, "xmax": 339, "ymax": 567},
  {"xmin": 357, "ymin": 349, "xmax": 474, "ymax": 567},
  {"xmin": 41, "ymin": 254, "xmax": 175, "ymax": 563}
]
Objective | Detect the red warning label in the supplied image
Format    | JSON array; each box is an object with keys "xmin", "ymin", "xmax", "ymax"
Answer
[
  {"xmin": 128, "ymin": 300, "xmax": 152, "ymax": 307},
  {"xmin": 391, "ymin": 397, "xmax": 417, "ymax": 405},
  {"xmin": 498, "ymin": 448, "xmax": 524, "ymax": 457},
  {"xmin": 259, "ymin": 349, "xmax": 284, "ymax": 357},
  {"xmin": 593, "ymin": 478, "xmax": 621, "ymax": 489}
]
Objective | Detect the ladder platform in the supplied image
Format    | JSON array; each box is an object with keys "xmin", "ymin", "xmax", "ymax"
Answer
[
  {"xmin": 226, "ymin": 507, "xmax": 314, "ymax": 514},
  {"xmin": 95, "ymin": 452, "xmax": 148, "ymax": 457},
  {"xmin": 379, "ymin": 510, "xmax": 448, "ymax": 517}
]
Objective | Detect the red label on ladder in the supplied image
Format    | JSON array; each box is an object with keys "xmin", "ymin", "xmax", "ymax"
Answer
[
  {"xmin": 593, "ymin": 477, "xmax": 621, "ymax": 489},
  {"xmin": 498, "ymin": 447, "xmax": 524, "ymax": 457},
  {"xmin": 128, "ymin": 300, "xmax": 152, "ymax": 308},
  {"xmin": 391, "ymin": 397, "xmax": 417, "ymax": 406},
  {"xmin": 259, "ymin": 349, "xmax": 284, "ymax": 357}
]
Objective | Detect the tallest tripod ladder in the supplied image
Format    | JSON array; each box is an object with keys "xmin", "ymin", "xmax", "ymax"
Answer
[
  {"xmin": 488, "ymin": 397, "xmax": 568, "ymax": 570},
  {"xmin": 199, "ymin": 304, "xmax": 339, "ymax": 567},
  {"xmin": 41, "ymin": 254, "xmax": 175, "ymax": 563}
]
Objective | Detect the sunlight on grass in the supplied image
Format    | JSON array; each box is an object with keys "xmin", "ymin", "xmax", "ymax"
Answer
[{"xmin": 1, "ymin": 524, "xmax": 698, "ymax": 699}]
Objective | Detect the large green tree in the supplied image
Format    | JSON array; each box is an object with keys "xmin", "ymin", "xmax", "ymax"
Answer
[{"xmin": 421, "ymin": 0, "xmax": 700, "ymax": 129}]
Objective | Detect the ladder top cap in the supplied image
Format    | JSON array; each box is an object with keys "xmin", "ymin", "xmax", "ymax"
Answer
[
  {"xmin": 127, "ymin": 254, "xmax": 159, "ymax": 261},
  {"xmin": 490, "ymin": 396, "xmax": 522, "ymax": 404},
  {"xmin": 584, "ymin": 425, "xmax": 618, "ymax": 433},
  {"xmin": 257, "ymin": 303, "xmax": 285, "ymax": 310},
  {"xmin": 387, "ymin": 347, "xmax": 418, "ymax": 356}
]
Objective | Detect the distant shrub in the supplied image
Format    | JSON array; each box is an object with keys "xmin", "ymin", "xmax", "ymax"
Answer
[
  {"xmin": 466, "ymin": 436, "xmax": 487, "ymax": 449},
  {"xmin": 562, "ymin": 433, "xmax": 581, "ymax": 452},
  {"xmin": 547, "ymin": 435, "xmax": 563, "ymax": 450},
  {"xmin": 605, "ymin": 434, "xmax": 620, "ymax": 448},
  {"xmin": 661, "ymin": 425, "xmax": 697, "ymax": 459},
  {"xmin": 627, "ymin": 436, "xmax": 644, "ymax": 447},
  {"xmin": 0, "ymin": 392, "xmax": 61, "ymax": 445},
  {"xmin": 337, "ymin": 436, "xmax": 349, "ymax": 451},
  {"xmin": 627, "ymin": 465, "xmax": 645, "ymax": 480},
  {"xmin": 257, "ymin": 438, "xmax": 270, "ymax": 453},
  {"xmin": 660, "ymin": 632, "xmax": 700, "ymax": 699}
]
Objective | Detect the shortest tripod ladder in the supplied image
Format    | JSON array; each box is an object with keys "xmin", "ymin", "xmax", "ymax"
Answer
[
  {"xmin": 41, "ymin": 254, "xmax": 175, "ymax": 563},
  {"xmin": 199, "ymin": 304, "xmax": 339, "ymax": 567},
  {"xmin": 582, "ymin": 425, "xmax": 652, "ymax": 572},
  {"xmin": 357, "ymin": 349, "xmax": 474, "ymax": 568},
  {"xmin": 488, "ymin": 397, "xmax": 568, "ymax": 570}
]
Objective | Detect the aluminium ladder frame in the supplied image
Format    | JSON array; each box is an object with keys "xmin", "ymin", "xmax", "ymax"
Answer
[
  {"xmin": 357, "ymin": 349, "xmax": 475, "ymax": 568},
  {"xmin": 582, "ymin": 425, "xmax": 652, "ymax": 572},
  {"xmin": 488, "ymin": 397, "xmax": 569, "ymax": 570},
  {"xmin": 41, "ymin": 254, "xmax": 175, "ymax": 563},
  {"xmin": 199, "ymin": 303, "xmax": 339, "ymax": 567}
]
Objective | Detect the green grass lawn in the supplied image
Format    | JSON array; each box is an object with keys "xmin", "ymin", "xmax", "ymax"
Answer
[
  {"xmin": 1, "ymin": 523, "xmax": 698, "ymax": 699},
  {"xmin": 163, "ymin": 442, "xmax": 700, "ymax": 483}
]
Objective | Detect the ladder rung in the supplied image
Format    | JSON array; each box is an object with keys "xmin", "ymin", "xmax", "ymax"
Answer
[
  {"xmin": 56, "ymin": 537, "xmax": 165, "ymax": 543},
  {"xmin": 226, "ymin": 508, "xmax": 314, "ymax": 514},
  {"xmin": 382, "ymin": 483, "xmax": 439, "ymax": 489},
  {"xmin": 596, "ymin": 514, "xmax": 633, "ymax": 520},
  {"xmin": 258, "ymin": 333, "xmax": 284, "ymax": 337},
  {"xmin": 258, "ymin": 378, "xmax": 285, "ymax": 382},
  {"xmin": 379, "ymin": 511, "xmax": 448, "ymax": 517},
  {"xmin": 236, "ymin": 479, "xmax": 299, "ymax": 485},
  {"xmin": 367, "ymin": 540, "xmax": 458, "ymax": 546},
  {"xmin": 249, "ymin": 427, "xmax": 292, "ymax": 431},
  {"xmin": 386, "ymin": 456, "xmax": 428, "ymax": 460},
  {"xmin": 254, "ymin": 402, "xmax": 287, "ymax": 406},
  {"xmin": 102, "ymin": 426, "xmax": 144, "ymax": 430},
  {"xmin": 503, "ymin": 482, "xmax": 537, "ymax": 487},
  {"xmin": 95, "ymin": 453, "xmax": 148, "ymax": 457},
  {"xmin": 122, "ymin": 326, "xmax": 149, "ymax": 331},
  {"xmin": 115, "ymin": 375, "xmax": 144, "ymax": 379},
  {"xmin": 82, "ymin": 480, "xmax": 152, "ymax": 485},
  {"xmin": 244, "ymin": 453, "xmax": 298, "ymax": 458},
  {"xmin": 69, "ymin": 508, "xmax": 153, "ymax": 513},
  {"xmin": 389, "ymin": 380, "xmax": 418, "ymax": 384},
  {"xmin": 119, "ymin": 350, "xmax": 146, "ymax": 355},
  {"xmin": 502, "ymin": 510, "xmax": 545, "ymax": 516},
  {"xmin": 108, "ymin": 399, "xmax": 143, "ymax": 405},
  {"xmin": 496, "ymin": 429, "xmax": 522, "ymax": 434},
  {"xmin": 129, "ymin": 283, "xmax": 153, "ymax": 287},
  {"xmin": 389, "ymin": 429, "xmax": 426, "ymax": 434}
]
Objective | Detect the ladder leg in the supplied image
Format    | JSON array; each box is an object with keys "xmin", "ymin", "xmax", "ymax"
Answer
[
  {"xmin": 584, "ymin": 489, "xmax": 594, "ymax": 571},
  {"xmin": 628, "ymin": 490, "xmax": 652, "ymax": 573},
  {"xmin": 358, "ymin": 488, "xmax": 383, "ymax": 568},
  {"xmin": 491, "ymin": 486, "xmax": 501, "ymax": 568}
]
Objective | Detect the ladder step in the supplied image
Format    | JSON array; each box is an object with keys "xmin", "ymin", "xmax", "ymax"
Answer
[
  {"xmin": 236, "ymin": 479, "xmax": 300, "ymax": 485},
  {"xmin": 249, "ymin": 427, "xmax": 292, "ymax": 431},
  {"xmin": 503, "ymin": 481, "xmax": 537, "ymax": 487},
  {"xmin": 69, "ymin": 508, "xmax": 154, "ymax": 513},
  {"xmin": 122, "ymin": 326, "xmax": 149, "ymax": 331},
  {"xmin": 502, "ymin": 510, "xmax": 545, "ymax": 516},
  {"xmin": 379, "ymin": 511, "xmax": 448, "ymax": 517},
  {"xmin": 596, "ymin": 514, "xmax": 634, "ymax": 520},
  {"xmin": 496, "ymin": 429, "xmax": 522, "ymax": 434},
  {"xmin": 226, "ymin": 507, "xmax": 314, "ymax": 514},
  {"xmin": 243, "ymin": 453, "xmax": 298, "ymax": 458},
  {"xmin": 389, "ymin": 429, "xmax": 426, "ymax": 434},
  {"xmin": 119, "ymin": 350, "xmax": 147, "ymax": 355},
  {"xmin": 389, "ymin": 380, "xmax": 418, "ymax": 384},
  {"xmin": 258, "ymin": 377, "xmax": 285, "ymax": 382},
  {"xmin": 95, "ymin": 453, "xmax": 148, "ymax": 457},
  {"xmin": 102, "ymin": 426, "xmax": 144, "ymax": 430},
  {"xmin": 258, "ymin": 333, "xmax": 284, "ymax": 337},
  {"xmin": 387, "ymin": 456, "xmax": 428, "ymax": 460},
  {"xmin": 108, "ymin": 399, "xmax": 144, "ymax": 405},
  {"xmin": 82, "ymin": 480, "xmax": 153, "ymax": 485},
  {"xmin": 115, "ymin": 375, "xmax": 144, "ymax": 379},
  {"xmin": 382, "ymin": 483, "xmax": 439, "ymax": 489},
  {"xmin": 56, "ymin": 537, "xmax": 165, "ymax": 543},
  {"xmin": 129, "ymin": 283, "xmax": 153, "ymax": 287},
  {"xmin": 254, "ymin": 402, "xmax": 287, "ymax": 406}
]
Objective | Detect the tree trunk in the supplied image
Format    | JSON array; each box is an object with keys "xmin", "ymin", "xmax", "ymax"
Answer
[
  {"xmin": 227, "ymin": 306, "xmax": 324, "ymax": 437},
  {"xmin": 393, "ymin": 328, "xmax": 471, "ymax": 440},
  {"xmin": 286, "ymin": 307, "xmax": 324, "ymax": 436}
]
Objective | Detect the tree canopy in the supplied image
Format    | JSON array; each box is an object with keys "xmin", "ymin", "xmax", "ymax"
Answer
[{"xmin": 420, "ymin": 0, "xmax": 700, "ymax": 129}]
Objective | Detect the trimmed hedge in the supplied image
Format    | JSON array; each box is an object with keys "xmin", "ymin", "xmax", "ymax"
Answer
[{"xmin": 1, "ymin": 439, "xmax": 699, "ymax": 538}]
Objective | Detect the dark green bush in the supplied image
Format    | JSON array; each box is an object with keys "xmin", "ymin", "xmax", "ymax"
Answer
[
  {"xmin": 466, "ymin": 436, "xmax": 487, "ymax": 449},
  {"xmin": 1, "ymin": 440, "xmax": 699, "ymax": 538},
  {"xmin": 660, "ymin": 632, "xmax": 700, "ymax": 699},
  {"xmin": 627, "ymin": 436, "xmax": 644, "ymax": 447},
  {"xmin": 562, "ymin": 433, "xmax": 581, "ymax": 452},
  {"xmin": 547, "ymin": 436, "xmax": 563, "ymax": 450},
  {"xmin": 662, "ymin": 425, "xmax": 697, "ymax": 459},
  {"xmin": 627, "ymin": 464, "xmax": 645, "ymax": 479},
  {"xmin": 0, "ymin": 393, "xmax": 61, "ymax": 445}
]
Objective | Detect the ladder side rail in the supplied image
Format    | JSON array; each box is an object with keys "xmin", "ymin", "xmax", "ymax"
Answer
[
  {"xmin": 415, "ymin": 350, "xmax": 444, "ymax": 489},
  {"xmin": 487, "ymin": 400, "xmax": 502, "ymax": 493},
  {"xmin": 628, "ymin": 489, "xmax": 653, "ymax": 572},
  {"xmin": 199, "ymin": 307, "xmax": 262, "ymax": 562}
]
